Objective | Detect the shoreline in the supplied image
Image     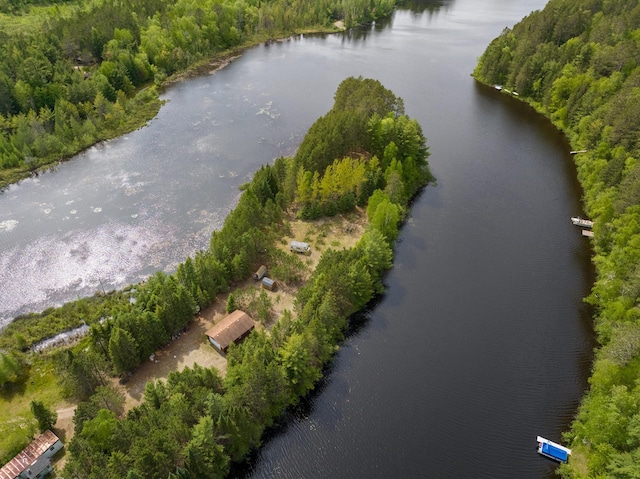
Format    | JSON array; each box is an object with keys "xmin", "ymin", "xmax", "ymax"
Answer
[
  {"xmin": 0, "ymin": 23, "xmax": 360, "ymax": 328},
  {"xmin": 0, "ymin": 22, "xmax": 348, "ymax": 192},
  {"xmin": 1, "ymin": 72, "xmax": 430, "ymax": 475}
]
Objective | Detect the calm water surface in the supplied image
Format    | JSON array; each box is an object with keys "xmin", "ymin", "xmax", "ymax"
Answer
[{"xmin": 0, "ymin": 0, "xmax": 594, "ymax": 476}]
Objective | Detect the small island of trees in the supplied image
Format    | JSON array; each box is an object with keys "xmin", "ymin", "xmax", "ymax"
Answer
[{"xmin": 0, "ymin": 76, "xmax": 433, "ymax": 478}]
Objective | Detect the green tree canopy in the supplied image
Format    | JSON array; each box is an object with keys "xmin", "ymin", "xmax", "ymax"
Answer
[{"xmin": 30, "ymin": 400, "xmax": 58, "ymax": 433}]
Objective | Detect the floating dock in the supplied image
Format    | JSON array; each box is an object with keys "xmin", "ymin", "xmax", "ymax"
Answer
[
  {"xmin": 571, "ymin": 216, "xmax": 594, "ymax": 228},
  {"xmin": 537, "ymin": 436, "xmax": 572, "ymax": 463},
  {"xmin": 582, "ymin": 230, "xmax": 594, "ymax": 238}
]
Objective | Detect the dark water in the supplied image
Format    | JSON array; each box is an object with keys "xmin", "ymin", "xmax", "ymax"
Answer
[
  {"xmin": 0, "ymin": 0, "xmax": 594, "ymax": 476},
  {"xmin": 238, "ymin": 89, "xmax": 595, "ymax": 477}
]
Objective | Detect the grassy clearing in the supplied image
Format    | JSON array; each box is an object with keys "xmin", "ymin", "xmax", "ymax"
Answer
[
  {"xmin": 0, "ymin": 3, "xmax": 78, "ymax": 35},
  {"xmin": 0, "ymin": 356, "xmax": 64, "ymax": 463}
]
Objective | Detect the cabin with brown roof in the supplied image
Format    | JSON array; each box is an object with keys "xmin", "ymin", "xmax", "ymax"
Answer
[
  {"xmin": 0, "ymin": 430, "xmax": 63, "ymax": 479},
  {"xmin": 205, "ymin": 310, "xmax": 255, "ymax": 354}
]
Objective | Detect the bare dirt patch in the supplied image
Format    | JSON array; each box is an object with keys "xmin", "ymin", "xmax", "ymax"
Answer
[
  {"xmin": 118, "ymin": 299, "xmax": 229, "ymax": 411},
  {"xmin": 54, "ymin": 403, "xmax": 75, "ymax": 440},
  {"xmin": 279, "ymin": 209, "xmax": 367, "ymax": 272},
  {"xmin": 52, "ymin": 401, "xmax": 76, "ymax": 471}
]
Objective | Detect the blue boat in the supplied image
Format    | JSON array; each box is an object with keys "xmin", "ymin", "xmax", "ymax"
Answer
[{"xmin": 537, "ymin": 436, "xmax": 572, "ymax": 463}]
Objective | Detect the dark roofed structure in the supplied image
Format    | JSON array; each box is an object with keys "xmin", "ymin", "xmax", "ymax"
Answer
[
  {"xmin": 0, "ymin": 430, "xmax": 63, "ymax": 479},
  {"xmin": 205, "ymin": 310, "xmax": 255, "ymax": 353}
]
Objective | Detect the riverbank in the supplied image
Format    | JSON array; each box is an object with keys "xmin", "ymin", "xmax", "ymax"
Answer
[
  {"xmin": 161, "ymin": 22, "xmax": 346, "ymax": 88},
  {"xmin": 2, "ymin": 48, "xmax": 246, "ymax": 188},
  {"xmin": 0, "ymin": 96, "xmax": 163, "ymax": 191},
  {"xmin": 0, "ymin": 21, "xmax": 347, "ymax": 192},
  {"xmin": 470, "ymin": 3, "xmax": 640, "ymax": 473}
]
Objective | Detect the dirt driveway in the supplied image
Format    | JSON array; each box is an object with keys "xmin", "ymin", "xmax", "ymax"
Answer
[
  {"xmin": 117, "ymin": 296, "xmax": 237, "ymax": 411},
  {"xmin": 52, "ymin": 296, "xmax": 235, "ymax": 450}
]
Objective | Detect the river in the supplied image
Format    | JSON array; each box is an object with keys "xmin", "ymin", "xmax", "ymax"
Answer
[{"xmin": 0, "ymin": 0, "xmax": 593, "ymax": 476}]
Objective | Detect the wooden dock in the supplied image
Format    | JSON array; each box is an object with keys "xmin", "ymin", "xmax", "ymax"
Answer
[
  {"xmin": 582, "ymin": 230, "xmax": 594, "ymax": 238},
  {"xmin": 571, "ymin": 216, "xmax": 594, "ymax": 228}
]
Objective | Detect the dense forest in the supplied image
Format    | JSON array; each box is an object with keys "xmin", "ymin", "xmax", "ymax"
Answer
[
  {"xmin": 0, "ymin": 76, "xmax": 432, "ymax": 477},
  {"xmin": 474, "ymin": 0, "xmax": 640, "ymax": 476},
  {"xmin": 0, "ymin": 0, "xmax": 395, "ymax": 188}
]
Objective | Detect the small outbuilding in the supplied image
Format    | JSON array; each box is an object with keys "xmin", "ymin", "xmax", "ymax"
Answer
[
  {"xmin": 253, "ymin": 265, "xmax": 268, "ymax": 281},
  {"xmin": 205, "ymin": 310, "xmax": 255, "ymax": 354},
  {"xmin": 290, "ymin": 241, "xmax": 311, "ymax": 254},
  {"xmin": 0, "ymin": 430, "xmax": 63, "ymax": 479},
  {"xmin": 261, "ymin": 277, "xmax": 276, "ymax": 291}
]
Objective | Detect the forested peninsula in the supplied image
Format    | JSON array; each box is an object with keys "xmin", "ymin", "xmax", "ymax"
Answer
[
  {"xmin": 474, "ymin": 0, "xmax": 640, "ymax": 476},
  {"xmin": 0, "ymin": 76, "xmax": 432, "ymax": 477},
  {"xmin": 0, "ymin": 0, "xmax": 396, "ymax": 189}
]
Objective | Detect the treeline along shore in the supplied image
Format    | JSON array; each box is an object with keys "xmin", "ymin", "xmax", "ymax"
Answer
[
  {"xmin": 474, "ymin": 0, "xmax": 640, "ymax": 476},
  {"xmin": 0, "ymin": 0, "xmax": 397, "ymax": 189},
  {"xmin": 0, "ymin": 0, "xmax": 405, "ymax": 470},
  {"xmin": 0, "ymin": 76, "xmax": 433, "ymax": 478}
]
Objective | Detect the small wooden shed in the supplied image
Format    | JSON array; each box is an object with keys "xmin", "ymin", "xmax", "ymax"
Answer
[
  {"xmin": 261, "ymin": 277, "xmax": 276, "ymax": 291},
  {"xmin": 205, "ymin": 310, "xmax": 255, "ymax": 354},
  {"xmin": 0, "ymin": 430, "xmax": 63, "ymax": 479}
]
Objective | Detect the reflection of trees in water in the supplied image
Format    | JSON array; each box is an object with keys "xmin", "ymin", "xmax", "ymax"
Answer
[
  {"xmin": 339, "ymin": 13, "xmax": 395, "ymax": 44},
  {"xmin": 399, "ymin": 0, "xmax": 454, "ymax": 14},
  {"xmin": 329, "ymin": 0, "xmax": 454, "ymax": 45}
]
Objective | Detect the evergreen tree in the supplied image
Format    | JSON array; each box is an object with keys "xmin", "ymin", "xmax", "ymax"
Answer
[
  {"xmin": 108, "ymin": 327, "xmax": 139, "ymax": 375},
  {"xmin": 0, "ymin": 350, "xmax": 23, "ymax": 386},
  {"xmin": 30, "ymin": 400, "xmax": 58, "ymax": 433}
]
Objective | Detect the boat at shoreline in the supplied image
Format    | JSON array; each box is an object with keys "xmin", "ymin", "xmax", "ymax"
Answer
[
  {"xmin": 537, "ymin": 436, "xmax": 572, "ymax": 463},
  {"xmin": 571, "ymin": 216, "xmax": 594, "ymax": 228}
]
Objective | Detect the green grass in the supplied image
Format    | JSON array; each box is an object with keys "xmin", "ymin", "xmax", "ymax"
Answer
[
  {"xmin": 0, "ymin": 291, "xmax": 130, "ymax": 352},
  {"xmin": 0, "ymin": 3, "xmax": 78, "ymax": 35},
  {"xmin": 0, "ymin": 356, "xmax": 65, "ymax": 463}
]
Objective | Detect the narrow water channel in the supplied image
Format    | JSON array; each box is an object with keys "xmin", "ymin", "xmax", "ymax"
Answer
[
  {"xmin": 0, "ymin": 0, "xmax": 594, "ymax": 476},
  {"xmin": 237, "ymin": 87, "xmax": 595, "ymax": 477}
]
